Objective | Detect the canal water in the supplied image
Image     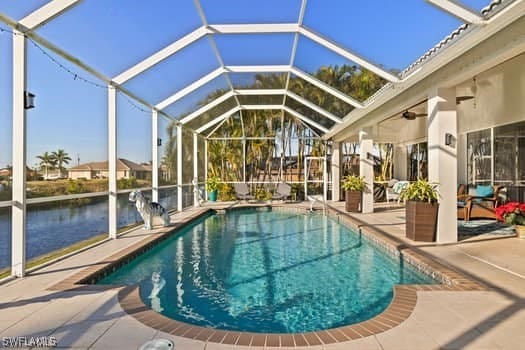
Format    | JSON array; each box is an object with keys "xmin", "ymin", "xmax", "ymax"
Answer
[{"xmin": 0, "ymin": 189, "xmax": 180, "ymax": 270}]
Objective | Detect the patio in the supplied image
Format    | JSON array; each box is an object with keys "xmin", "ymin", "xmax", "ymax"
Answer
[{"xmin": 1, "ymin": 204, "xmax": 524, "ymax": 349}]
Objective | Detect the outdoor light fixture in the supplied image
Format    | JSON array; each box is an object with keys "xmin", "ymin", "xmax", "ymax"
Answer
[
  {"xmin": 445, "ymin": 133, "xmax": 453, "ymax": 146},
  {"xmin": 24, "ymin": 91, "xmax": 35, "ymax": 109}
]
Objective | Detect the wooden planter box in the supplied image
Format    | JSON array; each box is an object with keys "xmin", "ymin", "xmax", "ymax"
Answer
[
  {"xmin": 406, "ymin": 200, "xmax": 439, "ymax": 242},
  {"xmin": 345, "ymin": 190, "xmax": 362, "ymax": 212}
]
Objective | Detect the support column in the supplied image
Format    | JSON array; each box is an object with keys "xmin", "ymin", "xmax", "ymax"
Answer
[
  {"xmin": 393, "ymin": 144, "xmax": 407, "ymax": 180},
  {"xmin": 11, "ymin": 31, "xmax": 27, "ymax": 277},
  {"xmin": 457, "ymin": 134, "xmax": 467, "ymax": 185},
  {"xmin": 108, "ymin": 85, "xmax": 117, "ymax": 239},
  {"xmin": 242, "ymin": 137, "xmax": 246, "ymax": 183},
  {"xmin": 359, "ymin": 129, "xmax": 374, "ymax": 213},
  {"xmin": 204, "ymin": 139, "xmax": 208, "ymax": 186},
  {"xmin": 428, "ymin": 87, "xmax": 458, "ymax": 243},
  {"xmin": 152, "ymin": 109, "xmax": 159, "ymax": 203},
  {"xmin": 331, "ymin": 142, "xmax": 342, "ymax": 201},
  {"xmin": 193, "ymin": 132, "xmax": 199, "ymax": 207},
  {"xmin": 323, "ymin": 154, "xmax": 328, "ymax": 201},
  {"xmin": 177, "ymin": 124, "xmax": 183, "ymax": 211}
]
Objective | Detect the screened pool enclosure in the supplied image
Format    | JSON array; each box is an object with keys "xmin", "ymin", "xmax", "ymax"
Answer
[{"xmin": 0, "ymin": 0, "xmax": 520, "ymax": 277}]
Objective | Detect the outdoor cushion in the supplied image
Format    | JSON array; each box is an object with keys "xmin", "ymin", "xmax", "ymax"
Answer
[
  {"xmin": 476, "ymin": 185, "xmax": 494, "ymax": 198},
  {"xmin": 392, "ymin": 181, "xmax": 407, "ymax": 194}
]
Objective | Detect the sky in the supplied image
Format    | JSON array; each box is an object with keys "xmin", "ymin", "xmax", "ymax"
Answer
[{"xmin": 0, "ymin": 0, "xmax": 492, "ymax": 168}]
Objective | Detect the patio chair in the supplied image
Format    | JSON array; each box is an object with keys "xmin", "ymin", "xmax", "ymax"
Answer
[
  {"xmin": 463, "ymin": 184, "xmax": 506, "ymax": 221},
  {"xmin": 272, "ymin": 182, "xmax": 292, "ymax": 201},
  {"xmin": 457, "ymin": 184, "xmax": 469, "ymax": 220},
  {"xmin": 234, "ymin": 183, "xmax": 254, "ymax": 201},
  {"xmin": 386, "ymin": 180, "xmax": 409, "ymax": 202}
]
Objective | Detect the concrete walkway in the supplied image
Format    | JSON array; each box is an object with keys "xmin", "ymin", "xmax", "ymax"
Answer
[{"xmin": 0, "ymin": 203, "xmax": 524, "ymax": 349}]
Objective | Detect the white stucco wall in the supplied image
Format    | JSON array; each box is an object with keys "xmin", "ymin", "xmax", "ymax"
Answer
[
  {"xmin": 68, "ymin": 170, "xmax": 92, "ymax": 180},
  {"xmin": 389, "ymin": 53, "xmax": 525, "ymax": 183},
  {"xmin": 457, "ymin": 53, "xmax": 525, "ymax": 133}
]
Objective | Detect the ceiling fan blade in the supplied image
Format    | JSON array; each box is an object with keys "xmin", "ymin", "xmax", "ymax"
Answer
[{"xmin": 456, "ymin": 96, "xmax": 474, "ymax": 104}]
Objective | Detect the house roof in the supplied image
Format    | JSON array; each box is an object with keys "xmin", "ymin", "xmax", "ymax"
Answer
[
  {"xmin": 68, "ymin": 158, "xmax": 150, "ymax": 172},
  {"xmin": 400, "ymin": 0, "xmax": 507, "ymax": 79}
]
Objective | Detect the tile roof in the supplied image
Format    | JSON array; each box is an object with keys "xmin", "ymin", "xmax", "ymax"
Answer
[
  {"xmin": 400, "ymin": 0, "xmax": 508, "ymax": 79},
  {"xmin": 68, "ymin": 158, "xmax": 150, "ymax": 172},
  {"xmin": 364, "ymin": 0, "xmax": 511, "ymax": 107}
]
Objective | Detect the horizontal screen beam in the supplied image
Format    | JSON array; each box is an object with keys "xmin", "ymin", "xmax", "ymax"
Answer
[
  {"xmin": 19, "ymin": 0, "xmax": 82, "ymax": 31},
  {"xmin": 195, "ymin": 106, "xmax": 240, "ymax": 133},
  {"xmin": 426, "ymin": 0, "xmax": 485, "ymax": 24},
  {"xmin": 113, "ymin": 27, "xmax": 210, "ymax": 84},
  {"xmin": 299, "ymin": 26, "xmax": 400, "ymax": 83}
]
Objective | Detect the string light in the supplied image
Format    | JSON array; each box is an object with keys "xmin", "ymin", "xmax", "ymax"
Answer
[{"xmin": 0, "ymin": 26, "xmax": 152, "ymax": 115}]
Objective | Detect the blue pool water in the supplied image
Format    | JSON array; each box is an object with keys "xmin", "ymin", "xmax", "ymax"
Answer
[{"xmin": 99, "ymin": 209, "xmax": 435, "ymax": 333}]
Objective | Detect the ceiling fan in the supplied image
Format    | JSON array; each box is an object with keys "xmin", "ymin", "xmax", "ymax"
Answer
[
  {"xmin": 456, "ymin": 95, "xmax": 474, "ymax": 104},
  {"xmin": 401, "ymin": 110, "xmax": 427, "ymax": 120},
  {"xmin": 387, "ymin": 94, "xmax": 474, "ymax": 122}
]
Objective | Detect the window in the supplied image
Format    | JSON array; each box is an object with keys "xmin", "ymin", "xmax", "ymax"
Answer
[
  {"xmin": 466, "ymin": 121, "xmax": 525, "ymax": 201},
  {"xmin": 467, "ymin": 129, "xmax": 491, "ymax": 185},
  {"xmin": 407, "ymin": 142, "xmax": 427, "ymax": 181},
  {"xmin": 494, "ymin": 121, "xmax": 525, "ymax": 186}
]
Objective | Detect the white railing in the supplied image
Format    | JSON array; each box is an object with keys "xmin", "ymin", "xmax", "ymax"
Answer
[{"xmin": 0, "ymin": 201, "xmax": 12, "ymax": 208}]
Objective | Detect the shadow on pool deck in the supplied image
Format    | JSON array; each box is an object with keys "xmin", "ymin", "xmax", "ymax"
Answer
[{"xmin": 327, "ymin": 201, "xmax": 525, "ymax": 350}]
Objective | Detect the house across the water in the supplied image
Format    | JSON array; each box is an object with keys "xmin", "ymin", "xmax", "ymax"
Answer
[{"xmin": 68, "ymin": 158, "xmax": 151, "ymax": 180}]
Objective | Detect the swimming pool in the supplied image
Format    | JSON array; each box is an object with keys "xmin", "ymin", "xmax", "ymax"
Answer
[{"xmin": 99, "ymin": 208, "xmax": 436, "ymax": 333}]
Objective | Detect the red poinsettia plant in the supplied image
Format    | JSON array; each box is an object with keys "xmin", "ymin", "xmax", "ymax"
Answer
[{"xmin": 495, "ymin": 202, "xmax": 525, "ymax": 225}]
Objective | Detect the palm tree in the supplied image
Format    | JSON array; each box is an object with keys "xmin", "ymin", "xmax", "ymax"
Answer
[
  {"xmin": 163, "ymin": 121, "xmax": 178, "ymax": 184},
  {"xmin": 165, "ymin": 64, "xmax": 388, "ymax": 188},
  {"xmin": 36, "ymin": 152, "xmax": 57, "ymax": 180},
  {"xmin": 51, "ymin": 149, "xmax": 72, "ymax": 178}
]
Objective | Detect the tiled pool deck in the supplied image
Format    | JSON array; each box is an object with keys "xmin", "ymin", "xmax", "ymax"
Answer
[{"xmin": 1, "ymin": 202, "xmax": 524, "ymax": 349}]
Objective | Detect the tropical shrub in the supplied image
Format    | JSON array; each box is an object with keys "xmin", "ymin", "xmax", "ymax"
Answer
[
  {"xmin": 255, "ymin": 187, "xmax": 272, "ymax": 200},
  {"xmin": 399, "ymin": 179, "xmax": 439, "ymax": 203},
  {"xmin": 206, "ymin": 176, "xmax": 220, "ymax": 192},
  {"xmin": 218, "ymin": 183, "xmax": 235, "ymax": 201},
  {"xmin": 117, "ymin": 177, "xmax": 138, "ymax": 190},
  {"xmin": 342, "ymin": 175, "xmax": 367, "ymax": 192},
  {"xmin": 66, "ymin": 179, "xmax": 86, "ymax": 194}
]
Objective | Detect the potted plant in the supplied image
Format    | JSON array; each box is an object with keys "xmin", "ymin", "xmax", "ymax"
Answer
[
  {"xmin": 206, "ymin": 176, "xmax": 219, "ymax": 202},
  {"xmin": 399, "ymin": 179, "xmax": 439, "ymax": 242},
  {"xmin": 342, "ymin": 175, "xmax": 367, "ymax": 212},
  {"xmin": 496, "ymin": 202, "xmax": 525, "ymax": 239}
]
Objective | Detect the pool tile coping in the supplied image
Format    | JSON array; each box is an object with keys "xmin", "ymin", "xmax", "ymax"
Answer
[
  {"xmin": 48, "ymin": 204, "xmax": 487, "ymax": 347},
  {"xmin": 47, "ymin": 208, "xmax": 212, "ymax": 292},
  {"xmin": 117, "ymin": 283, "xmax": 424, "ymax": 347}
]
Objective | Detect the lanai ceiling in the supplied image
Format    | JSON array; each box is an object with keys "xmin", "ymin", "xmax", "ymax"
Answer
[{"xmin": 0, "ymin": 0, "xmax": 515, "ymax": 138}]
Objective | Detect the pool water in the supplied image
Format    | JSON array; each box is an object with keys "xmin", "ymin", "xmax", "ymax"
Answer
[{"xmin": 99, "ymin": 209, "xmax": 435, "ymax": 333}]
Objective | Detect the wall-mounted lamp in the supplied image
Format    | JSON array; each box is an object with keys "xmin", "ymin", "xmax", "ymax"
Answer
[
  {"xmin": 24, "ymin": 91, "xmax": 35, "ymax": 109},
  {"xmin": 157, "ymin": 138, "xmax": 162, "ymax": 147},
  {"xmin": 445, "ymin": 133, "xmax": 453, "ymax": 146}
]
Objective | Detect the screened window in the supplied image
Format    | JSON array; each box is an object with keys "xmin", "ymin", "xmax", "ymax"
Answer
[
  {"xmin": 467, "ymin": 129, "xmax": 492, "ymax": 185},
  {"xmin": 407, "ymin": 142, "xmax": 427, "ymax": 181},
  {"xmin": 494, "ymin": 121, "xmax": 525, "ymax": 186}
]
